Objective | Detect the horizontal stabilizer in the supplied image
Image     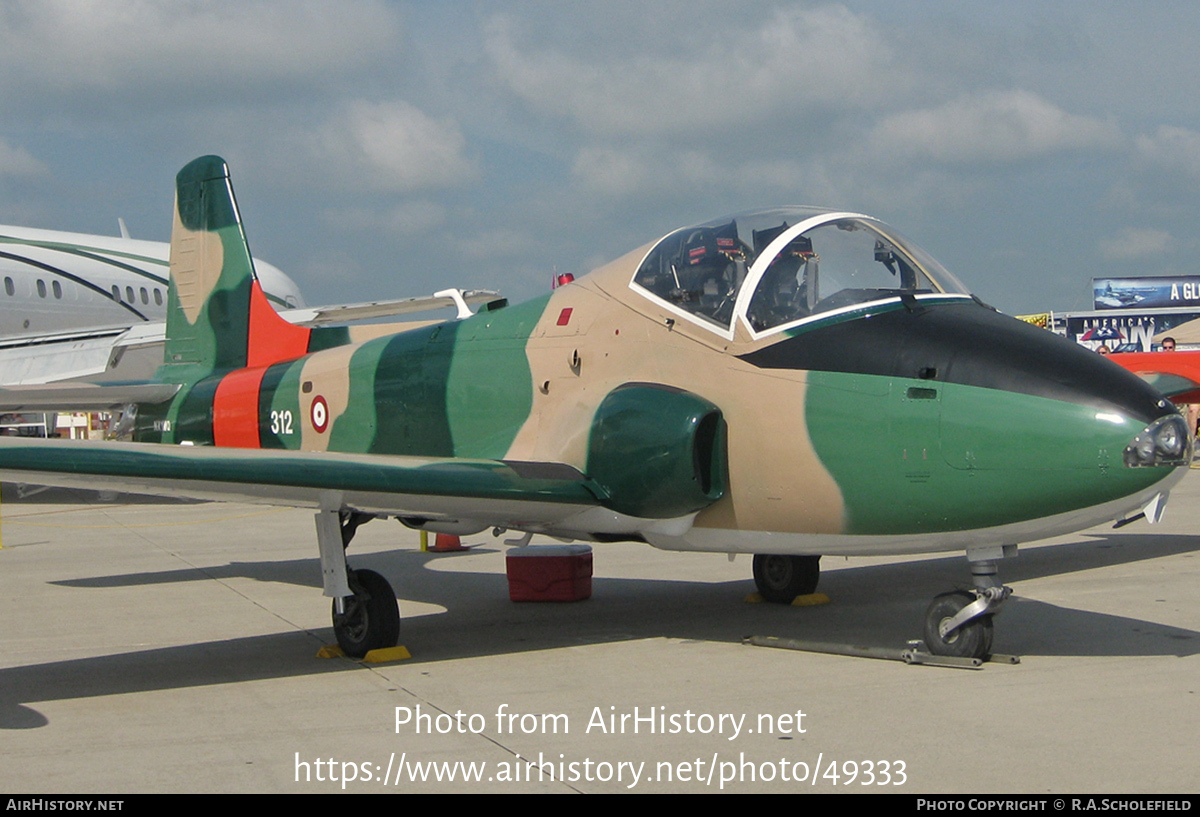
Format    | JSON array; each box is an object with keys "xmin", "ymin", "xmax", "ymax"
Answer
[{"xmin": 282, "ymin": 289, "xmax": 501, "ymax": 326}]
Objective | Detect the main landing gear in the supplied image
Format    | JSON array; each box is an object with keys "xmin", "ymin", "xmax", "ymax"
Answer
[
  {"xmin": 752, "ymin": 554, "xmax": 821, "ymax": 603},
  {"xmin": 316, "ymin": 509, "xmax": 401, "ymax": 658},
  {"xmin": 752, "ymin": 546, "xmax": 1014, "ymax": 661}
]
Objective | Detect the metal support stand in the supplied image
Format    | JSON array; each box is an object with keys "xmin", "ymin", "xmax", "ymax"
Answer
[{"xmin": 744, "ymin": 635, "xmax": 1021, "ymax": 669}]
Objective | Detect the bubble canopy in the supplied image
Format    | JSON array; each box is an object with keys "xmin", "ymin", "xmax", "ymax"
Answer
[{"xmin": 629, "ymin": 207, "xmax": 972, "ymax": 339}]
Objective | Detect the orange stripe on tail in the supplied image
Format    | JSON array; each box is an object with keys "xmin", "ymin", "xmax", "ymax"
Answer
[{"xmin": 248, "ymin": 280, "xmax": 311, "ymax": 368}]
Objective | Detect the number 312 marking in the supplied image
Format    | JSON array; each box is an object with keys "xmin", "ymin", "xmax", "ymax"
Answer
[{"xmin": 270, "ymin": 410, "xmax": 293, "ymax": 436}]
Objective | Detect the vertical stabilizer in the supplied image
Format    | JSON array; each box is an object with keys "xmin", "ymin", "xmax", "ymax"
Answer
[{"xmin": 161, "ymin": 156, "xmax": 309, "ymax": 383}]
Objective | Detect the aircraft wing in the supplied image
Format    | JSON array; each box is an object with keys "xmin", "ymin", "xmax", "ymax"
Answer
[
  {"xmin": 0, "ymin": 382, "xmax": 179, "ymax": 411},
  {"xmin": 0, "ymin": 436, "xmax": 615, "ymax": 534},
  {"xmin": 1107, "ymin": 350, "xmax": 1200, "ymax": 402},
  {"xmin": 0, "ymin": 321, "xmax": 168, "ymax": 386}
]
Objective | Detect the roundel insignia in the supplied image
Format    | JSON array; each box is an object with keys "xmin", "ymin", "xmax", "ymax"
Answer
[{"xmin": 311, "ymin": 395, "xmax": 329, "ymax": 433}]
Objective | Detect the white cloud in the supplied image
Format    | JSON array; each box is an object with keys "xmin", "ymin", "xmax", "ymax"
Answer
[
  {"xmin": 486, "ymin": 4, "xmax": 895, "ymax": 136},
  {"xmin": 457, "ymin": 228, "xmax": 533, "ymax": 261},
  {"xmin": 1134, "ymin": 125, "xmax": 1200, "ymax": 178},
  {"xmin": 870, "ymin": 90, "xmax": 1123, "ymax": 164},
  {"xmin": 573, "ymin": 145, "xmax": 812, "ymax": 198},
  {"xmin": 0, "ymin": 138, "xmax": 46, "ymax": 177},
  {"xmin": 323, "ymin": 201, "xmax": 448, "ymax": 236},
  {"xmin": 313, "ymin": 100, "xmax": 476, "ymax": 193},
  {"xmin": 572, "ymin": 148, "xmax": 658, "ymax": 197},
  {"xmin": 0, "ymin": 0, "xmax": 401, "ymax": 107},
  {"xmin": 1098, "ymin": 227, "xmax": 1172, "ymax": 261}
]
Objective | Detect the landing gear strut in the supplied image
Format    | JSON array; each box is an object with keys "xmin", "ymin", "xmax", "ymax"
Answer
[
  {"xmin": 753, "ymin": 554, "xmax": 821, "ymax": 603},
  {"xmin": 315, "ymin": 508, "xmax": 401, "ymax": 658},
  {"xmin": 923, "ymin": 545, "xmax": 1014, "ymax": 660}
]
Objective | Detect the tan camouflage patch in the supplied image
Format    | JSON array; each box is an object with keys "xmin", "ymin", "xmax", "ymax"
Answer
[
  {"xmin": 169, "ymin": 195, "xmax": 226, "ymax": 326},
  {"xmin": 507, "ymin": 256, "xmax": 845, "ymax": 535},
  {"xmin": 298, "ymin": 344, "xmax": 358, "ymax": 452}
]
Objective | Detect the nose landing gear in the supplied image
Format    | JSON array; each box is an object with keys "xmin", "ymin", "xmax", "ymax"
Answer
[{"xmin": 923, "ymin": 546, "xmax": 1014, "ymax": 660}]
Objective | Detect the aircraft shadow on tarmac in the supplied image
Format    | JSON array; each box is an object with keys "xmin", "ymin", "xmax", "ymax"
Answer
[
  {"xmin": 3, "ymin": 530, "xmax": 1195, "ymax": 729},
  {"xmin": 0, "ymin": 485, "xmax": 201, "ymax": 505}
]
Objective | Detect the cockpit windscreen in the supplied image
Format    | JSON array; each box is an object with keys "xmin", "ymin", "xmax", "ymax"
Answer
[{"xmin": 631, "ymin": 208, "xmax": 970, "ymax": 335}]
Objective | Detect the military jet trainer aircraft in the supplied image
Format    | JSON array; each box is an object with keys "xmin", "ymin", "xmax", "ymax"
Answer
[{"xmin": 0, "ymin": 156, "xmax": 1190, "ymax": 660}]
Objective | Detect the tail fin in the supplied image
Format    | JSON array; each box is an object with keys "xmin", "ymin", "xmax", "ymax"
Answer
[{"xmin": 161, "ymin": 156, "xmax": 309, "ymax": 382}]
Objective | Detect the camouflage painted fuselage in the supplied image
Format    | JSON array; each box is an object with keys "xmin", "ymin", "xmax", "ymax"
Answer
[{"xmin": 136, "ymin": 224, "xmax": 1187, "ymax": 556}]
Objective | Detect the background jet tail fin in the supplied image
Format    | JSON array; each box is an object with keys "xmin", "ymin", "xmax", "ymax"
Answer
[{"xmin": 161, "ymin": 156, "xmax": 309, "ymax": 381}]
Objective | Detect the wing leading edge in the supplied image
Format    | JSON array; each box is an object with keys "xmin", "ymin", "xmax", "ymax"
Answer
[{"xmin": 0, "ymin": 437, "xmax": 705, "ymax": 539}]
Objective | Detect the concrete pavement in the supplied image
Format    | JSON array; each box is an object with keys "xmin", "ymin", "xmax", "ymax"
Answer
[{"xmin": 0, "ymin": 473, "xmax": 1197, "ymax": 793}]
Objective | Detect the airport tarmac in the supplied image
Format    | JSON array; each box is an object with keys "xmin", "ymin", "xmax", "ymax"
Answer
[{"xmin": 0, "ymin": 473, "xmax": 1197, "ymax": 794}]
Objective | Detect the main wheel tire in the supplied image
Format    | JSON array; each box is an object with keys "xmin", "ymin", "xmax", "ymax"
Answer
[
  {"xmin": 332, "ymin": 568, "xmax": 400, "ymax": 658},
  {"xmin": 924, "ymin": 590, "xmax": 993, "ymax": 659},
  {"xmin": 752, "ymin": 554, "xmax": 821, "ymax": 604}
]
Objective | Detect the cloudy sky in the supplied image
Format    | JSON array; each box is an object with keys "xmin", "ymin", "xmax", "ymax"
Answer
[{"xmin": 0, "ymin": 1, "xmax": 1197, "ymax": 315}]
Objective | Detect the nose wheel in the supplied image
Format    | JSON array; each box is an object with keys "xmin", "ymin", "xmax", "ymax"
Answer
[
  {"xmin": 923, "ymin": 547, "xmax": 1014, "ymax": 660},
  {"xmin": 923, "ymin": 590, "xmax": 994, "ymax": 659},
  {"xmin": 332, "ymin": 568, "xmax": 401, "ymax": 658}
]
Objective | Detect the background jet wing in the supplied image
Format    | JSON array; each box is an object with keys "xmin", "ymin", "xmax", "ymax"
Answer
[
  {"xmin": 1107, "ymin": 350, "xmax": 1200, "ymax": 402},
  {"xmin": 0, "ymin": 322, "xmax": 166, "ymax": 385},
  {"xmin": 0, "ymin": 437, "xmax": 607, "ymax": 532},
  {"xmin": 0, "ymin": 382, "xmax": 179, "ymax": 411}
]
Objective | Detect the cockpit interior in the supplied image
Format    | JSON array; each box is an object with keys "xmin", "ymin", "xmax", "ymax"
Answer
[{"xmin": 630, "ymin": 207, "xmax": 971, "ymax": 339}]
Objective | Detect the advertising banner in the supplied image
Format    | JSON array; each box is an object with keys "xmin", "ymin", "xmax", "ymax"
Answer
[
  {"xmin": 1066, "ymin": 311, "xmax": 1200, "ymax": 352},
  {"xmin": 1093, "ymin": 276, "xmax": 1200, "ymax": 310}
]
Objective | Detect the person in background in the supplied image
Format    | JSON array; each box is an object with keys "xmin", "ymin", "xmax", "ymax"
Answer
[{"xmin": 1159, "ymin": 336, "xmax": 1198, "ymax": 437}]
